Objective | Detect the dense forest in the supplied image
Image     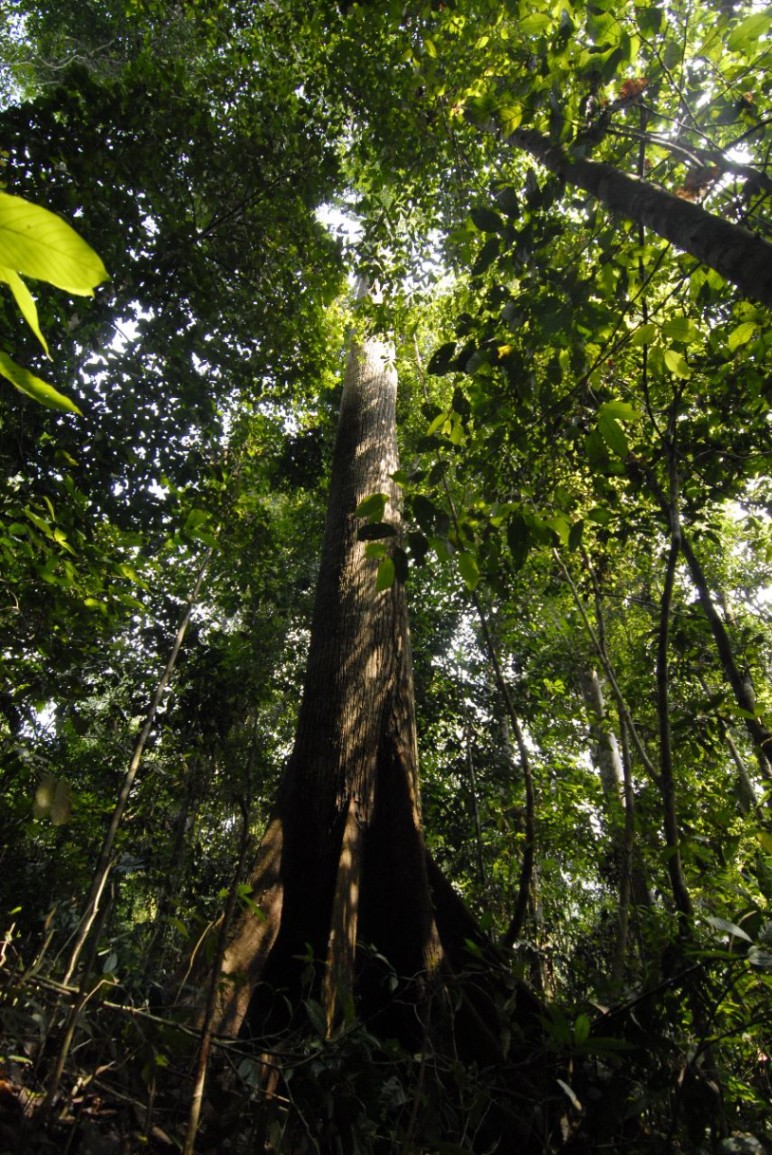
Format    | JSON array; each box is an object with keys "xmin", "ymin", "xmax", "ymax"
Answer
[{"xmin": 0, "ymin": 0, "xmax": 770, "ymax": 1152}]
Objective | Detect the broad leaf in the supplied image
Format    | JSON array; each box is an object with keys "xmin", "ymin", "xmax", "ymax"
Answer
[
  {"xmin": 376, "ymin": 555, "xmax": 395, "ymax": 590},
  {"xmin": 706, "ymin": 916, "xmax": 752, "ymax": 943},
  {"xmin": 727, "ymin": 321, "xmax": 757, "ymax": 352},
  {"xmin": 458, "ymin": 551, "xmax": 480, "ymax": 590},
  {"xmin": 664, "ymin": 348, "xmax": 691, "ymax": 378},
  {"xmin": 0, "ymin": 352, "xmax": 82, "ymax": 414},
  {"xmin": 470, "ymin": 206, "xmax": 503, "ymax": 234},
  {"xmin": 598, "ymin": 414, "xmax": 628, "ymax": 458},
  {"xmin": 0, "ymin": 266, "xmax": 50, "ymax": 355},
  {"xmin": 427, "ymin": 341, "xmax": 457, "ymax": 375},
  {"xmin": 0, "ymin": 191, "xmax": 108, "ymax": 294},
  {"xmin": 355, "ymin": 492, "xmax": 388, "ymax": 522}
]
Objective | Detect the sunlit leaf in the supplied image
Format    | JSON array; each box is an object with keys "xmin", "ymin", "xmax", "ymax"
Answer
[
  {"xmin": 664, "ymin": 348, "xmax": 691, "ymax": 378},
  {"xmin": 598, "ymin": 414, "xmax": 628, "ymax": 458},
  {"xmin": 0, "ymin": 267, "xmax": 50, "ymax": 355},
  {"xmin": 727, "ymin": 9, "xmax": 772, "ymax": 55},
  {"xmin": 662, "ymin": 316, "xmax": 700, "ymax": 344},
  {"xmin": 376, "ymin": 555, "xmax": 395, "ymax": 590},
  {"xmin": 756, "ymin": 831, "xmax": 772, "ymax": 854},
  {"xmin": 727, "ymin": 321, "xmax": 757, "ymax": 351},
  {"xmin": 599, "ymin": 399, "xmax": 637, "ymax": 423},
  {"xmin": 630, "ymin": 323, "xmax": 657, "ymax": 346},
  {"xmin": 0, "ymin": 191, "xmax": 108, "ymax": 294},
  {"xmin": 0, "ymin": 352, "xmax": 82, "ymax": 413},
  {"xmin": 355, "ymin": 493, "xmax": 388, "ymax": 522}
]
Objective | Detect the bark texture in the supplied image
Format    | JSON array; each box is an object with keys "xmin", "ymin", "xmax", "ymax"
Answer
[
  {"xmin": 211, "ymin": 330, "xmax": 441, "ymax": 1039},
  {"xmin": 509, "ymin": 127, "xmax": 772, "ymax": 307}
]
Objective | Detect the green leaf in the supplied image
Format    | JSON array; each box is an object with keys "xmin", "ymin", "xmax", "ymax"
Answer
[
  {"xmin": 662, "ymin": 316, "xmax": 700, "ymax": 344},
  {"xmin": 33, "ymin": 772, "xmax": 56, "ymax": 819},
  {"xmin": 471, "ymin": 236, "xmax": 500, "ymax": 276},
  {"xmin": 706, "ymin": 915, "xmax": 752, "ymax": 943},
  {"xmin": 458, "ymin": 551, "xmax": 480, "ymax": 590},
  {"xmin": 0, "ymin": 267, "xmax": 50, "ymax": 356},
  {"xmin": 755, "ymin": 831, "xmax": 772, "ymax": 854},
  {"xmin": 427, "ymin": 410, "xmax": 450, "ymax": 437},
  {"xmin": 495, "ymin": 187, "xmax": 519, "ymax": 218},
  {"xmin": 0, "ymin": 191, "xmax": 108, "ymax": 295},
  {"xmin": 393, "ymin": 546, "xmax": 409, "ymax": 583},
  {"xmin": 0, "ymin": 352, "xmax": 82, "ymax": 414},
  {"xmin": 748, "ymin": 946, "xmax": 772, "ymax": 970},
  {"xmin": 664, "ymin": 348, "xmax": 691, "ymax": 378},
  {"xmin": 727, "ymin": 9, "xmax": 772, "ymax": 55},
  {"xmin": 584, "ymin": 427, "xmax": 609, "ymax": 467},
  {"xmin": 573, "ymin": 1013, "xmax": 590, "ymax": 1044},
  {"xmin": 376, "ymin": 556, "xmax": 395, "ymax": 590},
  {"xmin": 507, "ymin": 511, "xmax": 530, "ymax": 568},
  {"xmin": 568, "ymin": 519, "xmax": 584, "ymax": 551},
  {"xmin": 630, "ymin": 323, "xmax": 658, "ymax": 346},
  {"xmin": 546, "ymin": 514, "xmax": 570, "ymax": 546},
  {"xmin": 470, "ymin": 206, "xmax": 503, "ymax": 233},
  {"xmin": 520, "ymin": 12, "xmax": 552, "ymax": 34},
  {"xmin": 355, "ymin": 493, "xmax": 388, "ymax": 522},
  {"xmin": 51, "ymin": 779, "xmax": 72, "ymax": 826},
  {"xmin": 727, "ymin": 321, "xmax": 757, "ymax": 352},
  {"xmin": 599, "ymin": 399, "xmax": 637, "ymax": 423},
  {"xmin": 357, "ymin": 523, "xmax": 396, "ymax": 541},
  {"xmin": 365, "ymin": 542, "xmax": 387, "ymax": 559},
  {"xmin": 598, "ymin": 414, "xmax": 628, "ymax": 458},
  {"xmin": 427, "ymin": 341, "xmax": 457, "ymax": 375}
]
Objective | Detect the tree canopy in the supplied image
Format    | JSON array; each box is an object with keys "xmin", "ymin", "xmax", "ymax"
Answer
[{"xmin": 0, "ymin": 1, "xmax": 770, "ymax": 1152}]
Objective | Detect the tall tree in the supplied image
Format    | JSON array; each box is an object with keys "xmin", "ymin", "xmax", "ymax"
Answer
[
  {"xmin": 209, "ymin": 292, "xmax": 527, "ymax": 1062},
  {"xmin": 1, "ymin": 2, "xmax": 771, "ymax": 1150}
]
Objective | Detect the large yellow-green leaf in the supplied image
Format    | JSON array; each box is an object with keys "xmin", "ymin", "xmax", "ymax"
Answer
[
  {"xmin": 0, "ymin": 266, "xmax": 50, "ymax": 356},
  {"xmin": 0, "ymin": 191, "xmax": 108, "ymax": 295},
  {"xmin": 0, "ymin": 352, "xmax": 82, "ymax": 414}
]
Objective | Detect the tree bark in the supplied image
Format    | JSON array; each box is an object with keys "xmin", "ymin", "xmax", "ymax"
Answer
[
  {"xmin": 508, "ymin": 127, "xmax": 772, "ymax": 307},
  {"xmin": 211, "ymin": 324, "xmax": 442, "ymax": 1039},
  {"xmin": 579, "ymin": 669, "xmax": 651, "ymax": 914},
  {"xmin": 632, "ymin": 463, "xmax": 772, "ymax": 783}
]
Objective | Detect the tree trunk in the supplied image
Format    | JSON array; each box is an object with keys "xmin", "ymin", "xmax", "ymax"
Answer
[
  {"xmin": 579, "ymin": 669, "xmax": 651, "ymax": 915},
  {"xmin": 632, "ymin": 462, "xmax": 772, "ymax": 783},
  {"xmin": 211, "ymin": 323, "xmax": 443, "ymax": 1040},
  {"xmin": 508, "ymin": 127, "xmax": 772, "ymax": 307}
]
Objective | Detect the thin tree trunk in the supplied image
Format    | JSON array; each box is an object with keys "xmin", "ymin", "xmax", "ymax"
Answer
[
  {"xmin": 634, "ymin": 463, "xmax": 772, "ymax": 782},
  {"xmin": 465, "ymin": 722, "xmax": 486, "ymax": 889},
  {"xmin": 62, "ymin": 546, "xmax": 214, "ymax": 988},
  {"xmin": 183, "ymin": 799, "xmax": 253, "ymax": 1155},
  {"xmin": 580, "ymin": 668, "xmax": 651, "ymax": 912},
  {"xmin": 508, "ymin": 127, "xmax": 772, "ymax": 307},
  {"xmin": 657, "ymin": 537, "xmax": 693, "ymax": 921},
  {"xmin": 657, "ymin": 435, "xmax": 693, "ymax": 922},
  {"xmin": 679, "ymin": 532, "xmax": 772, "ymax": 783},
  {"xmin": 723, "ymin": 727, "xmax": 759, "ymax": 816}
]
